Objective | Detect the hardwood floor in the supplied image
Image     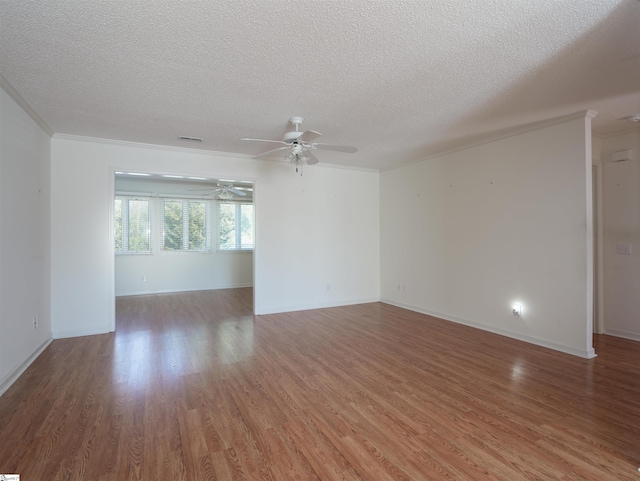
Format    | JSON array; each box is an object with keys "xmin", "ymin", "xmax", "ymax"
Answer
[{"xmin": 1, "ymin": 288, "xmax": 639, "ymax": 480}]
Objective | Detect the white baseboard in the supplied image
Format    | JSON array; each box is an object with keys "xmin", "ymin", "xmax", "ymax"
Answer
[
  {"xmin": 381, "ymin": 298, "xmax": 597, "ymax": 359},
  {"xmin": 604, "ymin": 328, "xmax": 640, "ymax": 342},
  {"xmin": 116, "ymin": 284, "xmax": 253, "ymax": 298},
  {"xmin": 0, "ymin": 337, "xmax": 53, "ymax": 397},
  {"xmin": 255, "ymin": 297, "xmax": 380, "ymax": 316},
  {"xmin": 52, "ymin": 326, "xmax": 112, "ymax": 339}
]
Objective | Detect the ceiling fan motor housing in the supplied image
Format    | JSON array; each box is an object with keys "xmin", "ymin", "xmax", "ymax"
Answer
[
  {"xmin": 283, "ymin": 131, "xmax": 304, "ymax": 142},
  {"xmin": 284, "ymin": 116, "xmax": 305, "ymax": 141}
]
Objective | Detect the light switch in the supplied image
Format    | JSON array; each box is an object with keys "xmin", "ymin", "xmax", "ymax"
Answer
[{"xmin": 617, "ymin": 243, "xmax": 632, "ymax": 255}]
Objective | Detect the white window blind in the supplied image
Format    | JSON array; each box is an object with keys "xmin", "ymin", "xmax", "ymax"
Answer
[
  {"xmin": 161, "ymin": 198, "xmax": 211, "ymax": 252},
  {"xmin": 115, "ymin": 196, "xmax": 152, "ymax": 254},
  {"xmin": 217, "ymin": 201, "xmax": 254, "ymax": 250}
]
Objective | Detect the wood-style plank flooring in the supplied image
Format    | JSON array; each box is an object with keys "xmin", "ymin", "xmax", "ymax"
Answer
[{"xmin": 1, "ymin": 288, "xmax": 640, "ymax": 480}]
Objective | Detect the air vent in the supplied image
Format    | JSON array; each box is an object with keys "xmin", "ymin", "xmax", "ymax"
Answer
[
  {"xmin": 178, "ymin": 136, "xmax": 203, "ymax": 142},
  {"xmin": 612, "ymin": 150, "xmax": 631, "ymax": 162}
]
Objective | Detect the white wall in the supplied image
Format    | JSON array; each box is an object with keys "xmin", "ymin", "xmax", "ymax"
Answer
[
  {"xmin": 114, "ymin": 177, "xmax": 253, "ymax": 296},
  {"xmin": 256, "ymin": 163, "xmax": 380, "ymax": 314},
  {"xmin": 381, "ymin": 112, "xmax": 595, "ymax": 358},
  {"xmin": 116, "ymin": 251, "xmax": 253, "ymax": 296},
  {"xmin": 51, "ymin": 136, "xmax": 380, "ymax": 337},
  {"xmin": 600, "ymin": 130, "xmax": 640, "ymax": 340},
  {"xmin": 0, "ymin": 85, "xmax": 52, "ymax": 394}
]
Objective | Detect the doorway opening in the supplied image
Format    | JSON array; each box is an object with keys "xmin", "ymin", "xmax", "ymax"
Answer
[{"xmin": 109, "ymin": 170, "xmax": 255, "ymax": 331}]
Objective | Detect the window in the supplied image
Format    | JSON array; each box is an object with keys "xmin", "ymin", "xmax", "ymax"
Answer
[
  {"xmin": 115, "ymin": 196, "xmax": 152, "ymax": 254},
  {"xmin": 217, "ymin": 202, "xmax": 254, "ymax": 250},
  {"xmin": 161, "ymin": 199, "xmax": 211, "ymax": 252}
]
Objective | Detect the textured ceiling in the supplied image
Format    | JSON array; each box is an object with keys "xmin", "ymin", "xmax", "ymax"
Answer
[{"xmin": 1, "ymin": 0, "xmax": 639, "ymax": 170}]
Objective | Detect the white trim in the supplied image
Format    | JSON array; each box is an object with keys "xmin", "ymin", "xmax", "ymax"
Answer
[
  {"xmin": 55, "ymin": 133, "xmax": 255, "ymax": 159},
  {"xmin": 53, "ymin": 326, "xmax": 111, "ymax": 340},
  {"xmin": 116, "ymin": 190, "xmax": 154, "ymax": 197},
  {"xmin": 381, "ymin": 110, "xmax": 599, "ymax": 173},
  {"xmin": 0, "ymin": 73, "xmax": 54, "ymax": 137},
  {"xmin": 604, "ymin": 328, "xmax": 640, "ymax": 342},
  {"xmin": 596, "ymin": 124, "xmax": 640, "ymax": 139},
  {"xmin": 158, "ymin": 193, "xmax": 213, "ymax": 199},
  {"xmin": 381, "ymin": 299, "xmax": 597, "ymax": 359},
  {"xmin": 252, "ymin": 182, "xmax": 259, "ymax": 315},
  {"xmin": 115, "ymin": 284, "xmax": 254, "ymax": 298},
  {"xmin": 0, "ymin": 338, "xmax": 53, "ymax": 397},
  {"xmin": 51, "ymin": 132, "xmax": 380, "ymax": 172},
  {"xmin": 584, "ymin": 114, "xmax": 595, "ymax": 351},
  {"xmin": 594, "ymin": 163, "xmax": 605, "ymax": 335},
  {"xmin": 54, "ymin": 134, "xmax": 378, "ymax": 172},
  {"xmin": 302, "ymin": 159, "xmax": 379, "ymax": 173},
  {"xmin": 255, "ymin": 297, "xmax": 380, "ymax": 316},
  {"xmin": 108, "ymin": 169, "xmax": 116, "ymax": 332}
]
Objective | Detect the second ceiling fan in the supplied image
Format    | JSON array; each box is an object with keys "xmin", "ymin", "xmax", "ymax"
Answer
[{"xmin": 241, "ymin": 116, "xmax": 357, "ymax": 171}]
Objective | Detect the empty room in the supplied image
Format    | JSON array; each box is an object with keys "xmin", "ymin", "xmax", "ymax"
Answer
[{"xmin": 1, "ymin": 1, "xmax": 640, "ymax": 480}]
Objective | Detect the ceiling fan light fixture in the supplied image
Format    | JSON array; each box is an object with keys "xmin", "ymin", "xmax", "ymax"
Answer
[
  {"xmin": 217, "ymin": 190, "xmax": 235, "ymax": 200},
  {"xmin": 285, "ymin": 152, "xmax": 297, "ymax": 163}
]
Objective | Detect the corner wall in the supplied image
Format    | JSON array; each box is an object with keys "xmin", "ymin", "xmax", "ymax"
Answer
[
  {"xmin": 380, "ymin": 112, "xmax": 595, "ymax": 358},
  {"xmin": 0, "ymin": 84, "xmax": 52, "ymax": 395},
  {"xmin": 600, "ymin": 130, "xmax": 640, "ymax": 340}
]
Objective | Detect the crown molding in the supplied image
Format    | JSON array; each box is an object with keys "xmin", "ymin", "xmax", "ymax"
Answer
[
  {"xmin": 595, "ymin": 124, "xmax": 640, "ymax": 139},
  {"xmin": 0, "ymin": 73, "xmax": 54, "ymax": 137},
  {"xmin": 53, "ymin": 133, "xmax": 256, "ymax": 159},
  {"xmin": 381, "ymin": 110, "xmax": 598, "ymax": 173},
  {"xmin": 53, "ymin": 133, "xmax": 379, "ymax": 173}
]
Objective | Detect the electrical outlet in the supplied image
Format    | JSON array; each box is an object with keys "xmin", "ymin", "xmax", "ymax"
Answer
[
  {"xmin": 617, "ymin": 243, "xmax": 632, "ymax": 255},
  {"xmin": 33, "ymin": 316, "xmax": 39, "ymax": 329},
  {"xmin": 141, "ymin": 275, "xmax": 147, "ymax": 282},
  {"xmin": 326, "ymin": 284, "xmax": 331, "ymax": 292},
  {"xmin": 512, "ymin": 304, "xmax": 522, "ymax": 316}
]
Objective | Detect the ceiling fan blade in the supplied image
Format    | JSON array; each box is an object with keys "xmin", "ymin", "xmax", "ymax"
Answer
[
  {"xmin": 253, "ymin": 146, "xmax": 290, "ymax": 159},
  {"xmin": 305, "ymin": 151, "xmax": 320, "ymax": 165},
  {"xmin": 228, "ymin": 187, "xmax": 247, "ymax": 196},
  {"xmin": 297, "ymin": 130, "xmax": 322, "ymax": 143},
  {"xmin": 241, "ymin": 138, "xmax": 288, "ymax": 146},
  {"xmin": 311, "ymin": 143, "xmax": 357, "ymax": 153}
]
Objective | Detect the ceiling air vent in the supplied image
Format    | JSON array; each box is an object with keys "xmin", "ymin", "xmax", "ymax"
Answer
[{"xmin": 178, "ymin": 136, "xmax": 203, "ymax": 142}]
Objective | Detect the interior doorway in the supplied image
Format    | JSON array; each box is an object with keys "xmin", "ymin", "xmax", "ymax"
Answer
[{"xmin": 110, "ymin": 170, "xmax": 255, "ymax": 331}]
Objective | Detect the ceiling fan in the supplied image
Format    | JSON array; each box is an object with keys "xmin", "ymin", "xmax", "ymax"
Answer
[
  {"xmin": 241, "ymin": 116, "xmax": 357, "ymax": 172},
  {"xmin": 190, "ymin": 183, "xmax": 249, "ymax": 199}
]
